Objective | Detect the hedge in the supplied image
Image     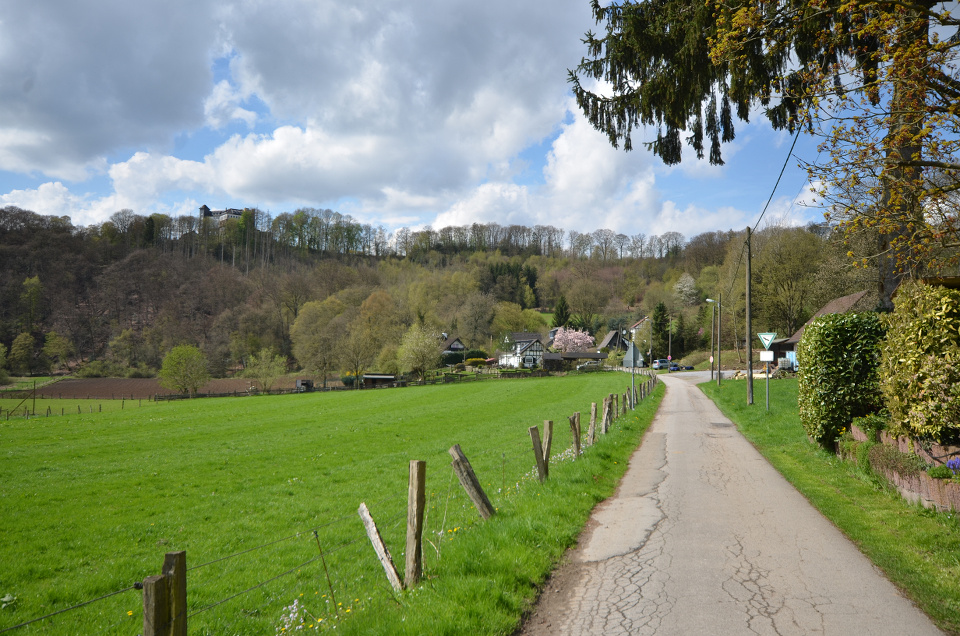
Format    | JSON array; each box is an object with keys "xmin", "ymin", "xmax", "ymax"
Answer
[
  {"xmin": 879, "ymin": 281, "xmax": 960, "ymax": 444},
  {"xmin": 797, "ymin": 312, "xmax": 885, "ymax": 446}
]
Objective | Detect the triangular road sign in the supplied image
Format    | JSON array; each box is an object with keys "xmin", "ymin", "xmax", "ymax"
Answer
[{"xmin": 758, "ymin": 332, "xmax": 777, "ymax": 350}]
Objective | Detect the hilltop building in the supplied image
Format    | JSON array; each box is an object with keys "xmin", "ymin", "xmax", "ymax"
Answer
[{"xmin": 199, "ymin": 204, "xmax": 244, "ymax": 224}]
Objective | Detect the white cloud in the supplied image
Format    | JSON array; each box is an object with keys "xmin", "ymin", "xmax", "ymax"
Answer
[
  {"xmin": 0, "ymin": 0, "xmax": 813, "ymax": 242},
  {"xmin": 203, "ymin": 80, "xmax": 257, "ymax": 130}
]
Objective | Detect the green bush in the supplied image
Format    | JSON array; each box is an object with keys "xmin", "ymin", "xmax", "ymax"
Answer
[
  {"xmin": 797, "ymin": 312, "xmax": 885, "ymax": 447},
  {"xmin": 441, "ymin": 352, "xmax": 464, "ymax": 366},
  {"xmin": 852, "ymin": 413, "xmax": 888, "ymax": 439},
  {"xmin": 879, "ymin": 281, "xmax": 960, "ymax": 444},
  {"xmin": 465, "ymin": 358, "xmax": 487, "ymax": 367},
  {"xmin": 927, "ymin": 465, "xmax": 954, "ymax": 479},
  {"xmin": 75, "ymin": 360, "xmax": 126, "ymax": 378},
  {"xmin": 462, "ymin": 349, "xmax": 488, "ymax": 361}
]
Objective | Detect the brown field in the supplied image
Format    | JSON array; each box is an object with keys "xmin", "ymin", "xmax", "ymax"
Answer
[{"xmin": 31, "ymin": 377, "xmax": 306, "ymax": 399}]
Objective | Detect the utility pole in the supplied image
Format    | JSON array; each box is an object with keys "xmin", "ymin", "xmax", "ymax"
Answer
[
  {"xmin": 710, "ymin": 303, "xmax": 716, "ymax": 381},
  {"xmin": 746, "ymin": 227, "xmax": 754, "ymax": 405},
  {"xmin": 717, "ymin": 292, "xmax": 722, "ymax": 386}
]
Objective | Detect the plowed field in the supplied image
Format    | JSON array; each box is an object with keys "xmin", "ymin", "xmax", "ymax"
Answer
[{"xmin": 32, "ymin": 377, "xmax": 303, "ymax": 399}]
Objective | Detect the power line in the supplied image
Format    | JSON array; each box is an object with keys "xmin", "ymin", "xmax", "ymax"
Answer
[{"xmin": 725, "ymin": 126, "xmax": 804, "ymax": 299}]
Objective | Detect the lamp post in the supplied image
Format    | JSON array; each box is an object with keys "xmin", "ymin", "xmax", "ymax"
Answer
[
  {"xmin": 706, "ymin": 294, "xmax": 721, "ymax": 386},
  {"xmin": 706, "ymin": 299, "xmax": 716, "ymax": 380}
]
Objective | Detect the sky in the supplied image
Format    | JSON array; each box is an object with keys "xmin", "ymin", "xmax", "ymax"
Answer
[{"xmin": 0, "ymin": 0, "xmax": 824, "ymax": 240}]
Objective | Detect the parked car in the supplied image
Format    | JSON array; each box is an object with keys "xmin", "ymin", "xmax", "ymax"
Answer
[
  {"xmin": 652, "ymin": 359, "xmax": 670, "ymax": 370},
  {"xmin": 669, "ymin": 363, "xmax": 680, "ymax": 371},
  {"xmin": 577, "ymin": 360, "xmax": 600, "ymax": 371}
]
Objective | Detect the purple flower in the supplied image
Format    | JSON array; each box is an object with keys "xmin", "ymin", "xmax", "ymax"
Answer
[{"xmin": 946, "ymin": 457, "xmax": 960, "ymax": 475}]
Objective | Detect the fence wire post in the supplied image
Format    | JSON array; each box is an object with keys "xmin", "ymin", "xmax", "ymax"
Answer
[{"xmin": 406, "ymin": 460, "xmax": 426, "ymax": 587}]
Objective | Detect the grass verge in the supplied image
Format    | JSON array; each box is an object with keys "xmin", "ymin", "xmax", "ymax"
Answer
[{"xmin": 699, "ymin": 378, "xmax": 960, "ymax": 635}]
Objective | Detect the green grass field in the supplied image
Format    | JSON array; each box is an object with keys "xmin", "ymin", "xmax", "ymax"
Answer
[
  {"xmin": 700, "ymin": 378, "xmax": 960, "ymax": 635},
  {"xmin": 1, "ymin": 373, "xmax": 662, "ymax": 635}
]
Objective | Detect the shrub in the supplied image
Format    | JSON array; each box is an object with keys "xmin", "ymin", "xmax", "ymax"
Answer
[
  {"xmin": 797, "ymin": 312, "xmax": 885, "ymax": 447},
  {"xmin": 927, "ymin": 465, "xmax": 954, "ymax": 479},
  {"xmin": 126, "ymin": 363, "xmax": 156, "ymax": 378},
  {"xmin": 465, "ymin": 358, "xmax": 487, "ymax": 367},
  {"xmin": 852, "ymin": 413, "xmax": 888, "ymax": 439},
  {"xmin": 879, "ymin": 281, "xmax": 960, "ymax": 444},
  {"xmin": 75, "ymin": 360, "xmax": 126, "ymax": 378},
  {"xmin": 868, "ymin": 443, "xmax": 927, "ymax": 477},
  {"xmin": 441, "ymin": 352, "xmax": 464, "ymax": 366},
  {"xmin": 462, "ymin": 349, "xmax": 488, "ymax": 361}
]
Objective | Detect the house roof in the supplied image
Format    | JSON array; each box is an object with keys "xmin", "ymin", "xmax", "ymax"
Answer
[
  {"xmin": 439, "ymin": 335, "xmax": 464, "ymax": 352},
  {"xmin": 597, "ymin": 330, "xmax": 627, "ymax": 350},
  {"xmin": 509, "ymin": 332, "xmax": 542, "ymax": 343},
  {"xmin": 786, "ymin": 290, "xmax": 871, "ymax": 345}
]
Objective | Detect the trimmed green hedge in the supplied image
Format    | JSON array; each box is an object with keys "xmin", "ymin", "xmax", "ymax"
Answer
[
  {"xmin": 797, "ymin": 312, "xmax": 885, "ymax": 446},
  {"xmin": 880, "ymin": 281, "xmax": 960, "ymax": 444}
]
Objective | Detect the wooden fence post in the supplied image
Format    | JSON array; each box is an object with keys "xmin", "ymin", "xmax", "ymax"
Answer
[
  {"xmin": 142, "ymin": 551, "xmax": 186, "ymax": 636},
  {"xmin": 448, "ymin": 445, "xmax": 496, "ymax": 519},
  {"xmin": 587, "ymin": 403, "xmax": 597, "ymax": 445},
  {"xmin": 569, "ymin": 414, "xmax": 581, "ymax": 457},
  {"xmin": 602, "ymin": 396, "xmax": 612, "ymax": 434},
  {"xmin": 614, "ymin": 393, "xmax": 619, "ymax": 418},
  {"xmin": 623, "ymin": 392, "xmax": 628, "ymax": 415},
  {"xmin": 406, "ymin": 460, "xmax": 426, "ymax": 587},
  {"xmin": 163, "ymin": 551, "xmax": 187, "ymax": 636},
  {"xmin": 142, "ymin": 575, "xmax": 168, "ymax": 636},
  {"xmin": 358, "ymin": 503, "xmax": 404, "ymax": 591},
  {"xmin": 542, "ymin": 420, "xmax": 554, "ymax": 477},
  {"xmin": 529, "ymin": 427, "xmax": 547, "ymax": 483}
]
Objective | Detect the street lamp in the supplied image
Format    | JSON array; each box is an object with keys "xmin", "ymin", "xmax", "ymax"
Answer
[{"xmin": 706, "ymin": 294, "xmax": 721, "ymax": 386}]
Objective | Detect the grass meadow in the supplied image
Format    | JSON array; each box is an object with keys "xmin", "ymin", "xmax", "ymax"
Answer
[
  {"xmin": 1, "ymin": 373, "xmax": 663, "ymax": 635},
  {"xmin": 701, "ymin": 378, "xmax": 960, "ymax": 635}
]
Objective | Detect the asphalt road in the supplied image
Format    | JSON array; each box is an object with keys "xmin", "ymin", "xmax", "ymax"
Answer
[{"xmin": 520, "ymin": 372, "xmax": 943, "ymax": 636}]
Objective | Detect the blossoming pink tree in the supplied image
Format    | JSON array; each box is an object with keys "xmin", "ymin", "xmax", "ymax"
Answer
[{"xmin": 552, "ymin": 327, "xmax": 595, "ymax": 352}]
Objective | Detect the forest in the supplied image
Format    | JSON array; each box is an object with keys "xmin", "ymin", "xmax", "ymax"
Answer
[{"xmin": 0, "ymin": 204, "xmax": 875, "ymax": 383}]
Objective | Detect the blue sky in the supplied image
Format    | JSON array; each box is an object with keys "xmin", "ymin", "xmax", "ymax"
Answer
[{"xmin": 0, "ymin": 0, "xmax": 823, "ymax": 239}]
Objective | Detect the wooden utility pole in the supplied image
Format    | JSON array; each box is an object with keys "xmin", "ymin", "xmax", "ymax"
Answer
[
  {"xmin": 717, "ymin": 291, "xmax": 722, "ymax": 387},
  {"xmin": 746, "ymin": 227, "xmax": 754, "ymax": 405}
]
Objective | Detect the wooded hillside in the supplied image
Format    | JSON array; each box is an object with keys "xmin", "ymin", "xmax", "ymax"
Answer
[{"xmin": 0, "ymin": 205, "xmax": 874, "ymax": 380}]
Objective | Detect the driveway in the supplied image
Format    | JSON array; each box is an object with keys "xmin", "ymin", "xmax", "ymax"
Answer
[{"xmin": 519, "ymin": 372, "xmax": 943, "ymax": 635}]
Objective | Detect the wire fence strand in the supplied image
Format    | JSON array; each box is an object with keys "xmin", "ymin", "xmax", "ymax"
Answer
[{"xmin": 0, "ymin": 585, "xmax": 137, "ymax": 634}]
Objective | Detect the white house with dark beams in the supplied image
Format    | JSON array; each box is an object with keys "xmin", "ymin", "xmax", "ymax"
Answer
[{"xmin": 498, "ymin": 332, "xmax": 545, "ymax": 368}]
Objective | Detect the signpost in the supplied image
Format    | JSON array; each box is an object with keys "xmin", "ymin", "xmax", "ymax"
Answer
[
  {"xmin": 624, "ymin": 342, "xmax": 643, "ymax": 399},
  {"xmin": 758, "ymin": 333, "xmax": 777, "ymax": 411}
]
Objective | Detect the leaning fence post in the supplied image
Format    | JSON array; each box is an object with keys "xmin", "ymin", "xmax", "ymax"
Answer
[
  {"xmin": 569, "ymin": 414, "xmax": 581, "ymax": 457},
  {"xmin": 602, "ymin": 396, "xmax": 612, "ymax": 434},
  {"xmin": 358, "ymin": 503, "xmax": 404, "ymax": 591},
  {"xmin": 406, "ymin": 460, "xmax": 426, "ymax": 587},
  {"xmin": 529, "ymin": 426, "xmax": 547, "ymax": 482},
  {"xmin": 587, "ymin": 403, "xmax": 597, "ymax": 445},
  {"xmin": 542, "ymin": 420, "xmax": 554, "ymax": 476},
  {"xmin": 614, "ymin": 394, "xmax": 619, "ymax": 418},
  {"xmin": 449, "ymin": 444, "xmax": 496, "ymax": 519}
]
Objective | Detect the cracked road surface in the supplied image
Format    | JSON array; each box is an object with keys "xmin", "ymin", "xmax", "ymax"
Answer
[{"xmin": 519, "ymin": 372, "xmax": 943, "ymax": 635}]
